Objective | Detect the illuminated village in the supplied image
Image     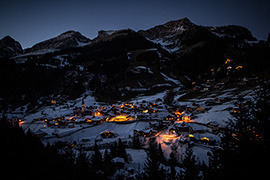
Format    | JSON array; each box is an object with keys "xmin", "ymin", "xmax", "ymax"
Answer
[
  {"xmin": 2, "ymin": 7, "xmax": 269, "ymax": 177},
  {"xmin": 3, "ymin": 55, "xmax": 258, "ymax": 179},
  {"xmin": 12, "ymin": 79, "xmax": 249, "ymax": 160}
]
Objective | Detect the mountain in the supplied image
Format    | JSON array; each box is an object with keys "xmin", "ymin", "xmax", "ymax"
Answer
[
  {"xmin": 0, "ymin": 36, "xmax": 22, "ymax": 59},
  {"xmin": 1, "ymin": 18, "xmax": 269, "ymax": 111},
  {"xmin": 25, "ymin": 30, "xmax": 91, "ymax": 54},
  {"xmin": 139, "ymin": 17, "xmax": 256, "ymax": 54}
]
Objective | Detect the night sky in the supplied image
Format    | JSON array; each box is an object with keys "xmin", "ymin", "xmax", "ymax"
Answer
[{"xmin": 1, "ymin": 0, "xmax": 269, "ymax": 48}]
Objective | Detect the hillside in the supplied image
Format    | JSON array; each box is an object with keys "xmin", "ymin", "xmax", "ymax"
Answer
[{"xmin": 0, "ymin": 18, "xmax": 269, "ymax": 113}]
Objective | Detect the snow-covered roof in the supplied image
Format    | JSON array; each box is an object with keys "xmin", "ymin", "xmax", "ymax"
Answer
[{"xmin": 112, "ymin": 157, "xmax": 125, "ymax": 163}]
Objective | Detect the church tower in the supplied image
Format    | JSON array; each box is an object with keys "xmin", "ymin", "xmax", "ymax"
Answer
[{"xmin": 81, "ymin": 98, "xmax": 86, "ymax": 114}]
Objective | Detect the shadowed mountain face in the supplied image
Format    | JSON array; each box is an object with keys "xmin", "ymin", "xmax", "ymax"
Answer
[
  {"xmin": 0, "ymin": 36, "xmax": 22, "ymax": 59},
  {"xmin": 0, "ymin": 18, "xmax": 269, "ymax": 110},
  {"xmin": 25, "ymin": 30, "xmax": 91, "ymax": 53},
  {"xmin": 139, "ymin": 17, "xmax": 256, "ymax": 54}
]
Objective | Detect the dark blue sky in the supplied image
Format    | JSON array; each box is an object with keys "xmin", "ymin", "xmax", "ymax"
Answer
[{"xmin": 1, "ymin": 0, "xmax": 269, "ymax": 48}]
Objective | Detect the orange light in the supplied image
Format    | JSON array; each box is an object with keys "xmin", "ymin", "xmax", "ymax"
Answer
[
  {"xmin": 201, "ymin": 137, "xmax": 209, "ymax": 141},
  {"xmin": 119, "ymin": 104, "xmax": 124, "ymax": 108},
  {"xmin": 51, "ymin": 100, "xmax": 56, "ymax": 104},
  {"xmin": 182, "ymin": 115, "xmax": 191, "ymax": 122},
  {"xmin": 225, "ymin": 59, "xmax": 231, "ymax": 64},
  {"xmin": 174, "ymin": 110, "xmax": 185, "ymax": 116},
  {"xmin": 94, "ymin": 111, "xmax": 102, "ymax": 116},
  {"xmin": 109, "ymin": 115, "xmax": 131, "ymax": 122},
  {"xmin": 236, "ymin": 66, "xmax": 243, "ymax": 70},
  {"xmin": 142, "ymin": 109, "xmax": 148, "ymax": 113}
]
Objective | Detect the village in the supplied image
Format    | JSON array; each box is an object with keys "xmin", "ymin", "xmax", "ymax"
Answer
[
  {"xmin": 4, "ymin": 83, "xmax": 255, "ymax": 176},
  {"xmin": 13, "ymin": 89, "xmax": 244, "ymax": 152}
]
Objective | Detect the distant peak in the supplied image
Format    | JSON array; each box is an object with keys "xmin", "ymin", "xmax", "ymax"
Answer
[
  {"xmin": 58, "ymin": 30, "xmax": 82, "ymax": 38},
  {"xmin": 1, "ymin": 35, "xmax": 15, "ymax": 42},
  {"xmin": 181, "ymin": 17, "xmax": 191, "ymax": 22},
  {"xmin": 165, "ymin": 17, "xmax": 194, "ymax": 27}
]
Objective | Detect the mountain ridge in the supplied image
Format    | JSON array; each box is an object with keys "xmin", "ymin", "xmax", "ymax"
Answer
[{"xmin": 0, "ymin": 18, "xmax": 269, "ymax": 110}]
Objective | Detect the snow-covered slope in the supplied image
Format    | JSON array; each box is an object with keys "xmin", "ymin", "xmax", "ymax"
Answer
[
  {"xmin": 139, "ymin": 17, "xmax": 194, "ymax": 52},
  {"xmin": 139, "ymin": 17, "xmax": 257, "ymax": 53}
]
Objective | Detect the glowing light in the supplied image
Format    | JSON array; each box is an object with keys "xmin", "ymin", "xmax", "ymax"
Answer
[
  {"xmin": 119, "ymin": 104, "xmax": 124, "ymax": 108},
  {"xmin": 225, "ymin": 59, "xmax": 231, "ymax": 64},
  {"xmin": 175, "ymin": 110, "xmax": 185, "ymax": 116},
  {"xmin": 189, "ymin": 134, "xmax": 194, "ymax": 138},
  {"xmin": 236, "ymin": 66, "xmax": 243, "ymax": 70},
  {"xmin": 142, "ymin": 109, "xmax": 148, "ymax": 113},
  {"xmin": 182, "ymin": 115, "xmax": 191, "ymax": 122},
  {"xmin": 51, "ymin": 100, "xmax": 56, "ymax": 104},
  {"xmin": 109, "ymin": 115, "xmax": 131, "ymax": 122},
  {"xmin": 201, "ymin": 137, "xmax": 210, "ymax": 141},
  {"xmin": 94, "ymin": 111, "xmax": 102, "ymax": 116}
]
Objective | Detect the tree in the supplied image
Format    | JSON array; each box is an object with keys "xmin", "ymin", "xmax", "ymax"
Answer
[
  {"xmin": 132, "ymin": 135, "xmax": 141, "ymax": 149},
  {"xmin": 144, "ymin": 138, "xmax": 165, "ymax": 179},
  {"xmin": 110, "ymin": 141, "xmax": 117, "ymax": 158},
  {"xmin": 204, "ymin": 150, "xmax": 222, "ymax": 180},
  {"xmin": 157, "ymin": 143, "xmax": 165, "ymax": 164},
  {"xmin": 103, "ymin": 148, "xmax": 115, "ymax": 177},
  {"xmin": 76, "ymin": 150, "xmax": 91, "ymax": 177},
  {"xmin": 212, "ymin": 81, "xmax": 270, "ymax": 179},
  {"xmin": 90, "ymin": 142, "xmax": 103, "ymax": 173},
  {"xmin": 182, "ymin": 144, "xmax": 199, "ymax": 180},
  {"xmin": 116, "ymin": 138, "xmax": 128, "ymax": 162},
  {"xmin": 168, "ymin": 152, "xmax": 177, "ymax": 180}
]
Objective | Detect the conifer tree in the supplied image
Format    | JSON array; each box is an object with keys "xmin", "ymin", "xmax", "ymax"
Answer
[
  {"xmin": 211, "ymin": 81, "xmax": 270, "ymax": 179},
  {"xmin": 103, "ymin": 148, "xmax": 115, "ymax": 177},
  {"xmin": 144, "ymin": 138, "xmax": 165, "ymax": 180},
  {"xmin": 110, "ymin": 141, "xmax": 117, "ymax": 158},
  {"xmin": 169, "ymin": 152, "xmax": 177, "ymax": 180},
  {"xmin": 117, "ymin": 138, "xmax": 128, "ymax": 162},
  {"xmin": 91, "ymin": 142, "xmax": 103, "ymax": 173},
  {"xmin": 182, "ymin": 144, "xmax": 199, "ymax": 180},
  {"xmin": 132, "ymin": 135, "xmax": 141, "ymax": 149}
]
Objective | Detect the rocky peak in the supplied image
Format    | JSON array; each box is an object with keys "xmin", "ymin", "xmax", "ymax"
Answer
[
  {"xmin": 26, "ymin": 30, "xmax": 91, "ymax": 53},
  {"xmin": 139, "ymin": 17, "xmax": 195, "ymax": 40},
  {"xmin": 93, "ymin": 29, "xmax": 136, "ymax": 43},
  {"xmin": 207, "ymin": 25, "xmax": 257, "ymax": 41},
  {"xmin": 0, "ymin": 35, "xmax": 22, "ymax": 59}
]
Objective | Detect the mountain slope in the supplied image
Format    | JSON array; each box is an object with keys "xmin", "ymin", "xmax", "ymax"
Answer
[
  {"xmin": 25, "ymin": 30, "xmax": 91, "ymax": 54},
  {"xmin": 0, "ymin": 18, "xmax": 269, "ymax": 111},
  {"xmin": 139, "ymin": 18, "xmax": 256, "ymax": 54},
  {"xmin": 0, "ymin": 36, "xmax": 22, "ymax": 59}
]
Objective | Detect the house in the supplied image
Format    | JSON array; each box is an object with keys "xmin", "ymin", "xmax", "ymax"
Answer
[
  {"xmin": 174, "ymin": 122, "xmax": 192, "ymax": 132},
  {"xmin": 100, "ymin": 130, "xmax": 117, "ymax": 138},
  {"xmin": 165, "ymin": 115, "xmax": 174, "ymax": 121},
  {"xmin": 133, "ymin": 129, "xmax": 157, "ymax": 137},
  {"xmin": 112, "ymin": 157, "xmax": 125, "ymax": 168},
  {"xmin": 33, "ymin": 129, "xmax": 48, "ymax": 138}
]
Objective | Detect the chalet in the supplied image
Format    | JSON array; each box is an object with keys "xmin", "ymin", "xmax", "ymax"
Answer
[
  {"xmin": 100, "ymin": 130, "xmax": 117, "ymax": 138},
  {"xmin": 91, "ymin": 117, "xmax": 103, "ymax": 124},
  {"xmin": 133, "ymin": 129, "xmax": 157, "ymax": 137},
  {"xmin": 174, "ymin": 122, "xmax": 192, "ymax": 132},
  {"xmin": 33, "ymin": 129, "xmax": 48, "ymax": 138},
  {"xmin": 182, "ymin": 115, "xmax": 191, "ymax": 122},
  {"xmin": 112, "ymin": 157, "xmax": 125, "ymax": 168},
  {"xmin": 165, "ymin": 115, "xmax": 174, "ymax": 121}
]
